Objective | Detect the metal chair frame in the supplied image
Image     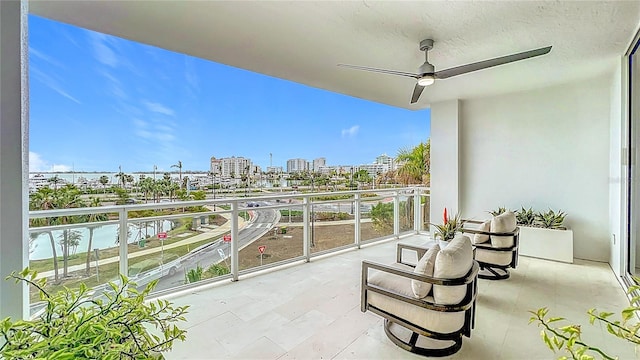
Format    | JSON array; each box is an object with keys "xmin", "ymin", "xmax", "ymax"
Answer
[
  {"xmin": 461, "ymin": 219, "xmax": 519, "ymax": 280},
  {"xmin": 361, "ymin": 244, "xmax": 479, "ymax": 357}
]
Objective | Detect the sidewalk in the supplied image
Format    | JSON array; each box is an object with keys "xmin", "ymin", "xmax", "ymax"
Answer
[{"xmin": 36, "ymin": 212, "xmax": 247, "ymax": 280}]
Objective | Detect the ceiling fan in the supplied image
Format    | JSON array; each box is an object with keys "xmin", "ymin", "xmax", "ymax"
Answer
[{"xmin": 338, "ymin": 39, "xmax": 552, "ymax": 104}]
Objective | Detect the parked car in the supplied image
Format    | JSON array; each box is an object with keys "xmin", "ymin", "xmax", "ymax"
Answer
[{"xmin": 247, "ymin": 202, "xmax": 259, "ymax": 207}]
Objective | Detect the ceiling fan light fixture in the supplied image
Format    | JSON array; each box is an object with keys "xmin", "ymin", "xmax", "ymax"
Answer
[{"xmin": 417, "ymin": 75, "xmax": 435, "ymax": 86}]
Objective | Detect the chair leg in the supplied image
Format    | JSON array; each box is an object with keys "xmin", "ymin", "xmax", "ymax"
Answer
[
  {"xmin": 383, "ymin": 319, "xmax": 463, "ymax": 357},
  {"xmin": 478, "ymin": 264, "xmax": 510, "ymax": 280}
]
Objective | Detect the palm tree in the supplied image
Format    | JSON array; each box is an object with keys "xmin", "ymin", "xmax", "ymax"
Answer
[
  {"xmin": 29, "ymin": 188, "xmax": 60, "ymax": 282},
  {"xmin": 115, "ymin": 169, "xmax": 126, "ymax": 188},
  {"xmin": 85, "ymin": 197, "xmax": 107, "ymax": 275},
  {"xmin": 396, "ymin": 140, "xmax": 430, "ymax": 185},
  {"xmin": 171, "ymin": 161, "xmax": 183, "ymax": 188},
  {"xmin": 55, "ymin": 185, "xmax": 86, "ymax": 277},
  {"xmin": 99, "ymin": 175, "xmax": 109, "ymax": 193},
  {"xmin": 48, "ymin": 175, "xmax": 62, "ymax": 192}
]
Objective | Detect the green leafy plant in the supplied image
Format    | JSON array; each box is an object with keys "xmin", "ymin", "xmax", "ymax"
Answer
[
  {"xmin": 185, "ymin": 264, "xmax": 203, "ymax": 284},
  {"xmin": 516, "ymin": 206, "xmax": 536, "ymax": 226},
  {"xmin": 431, "ymin": 208, "xmax": 464, "ymax": 241},
  {"xmin": 529, "ymin": 277, "xmax": 640, "ymax": 360},
  {"xmin": 489, "ymin": 207, "xmax": 510, "ymax": 216},
  {"xmin": 535, "ymin": 209, "xmax": 567, "ymax": 229},
  {"xmin": 206, "ymin": 263, "xmax": 230, "ymax": 277},
  {"xmin": 0, "ymin": 268, "xmax": 188, "ymax": 359}
]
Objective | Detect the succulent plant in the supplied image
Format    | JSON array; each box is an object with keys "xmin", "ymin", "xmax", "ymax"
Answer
[
  {"xmin": 431, "ymin": 210, "xmax": 464, "ymax": 241},
  {"xmin": 516, "ymin": 206, "xmax": 536, "ymax": 226},
  {"xmin": 489, "ymin": 207, "xmax": 510, "ymax": 216},
  {"xmin": 534, "ymin": 209, "xmax": 567, "ymax": 229}
]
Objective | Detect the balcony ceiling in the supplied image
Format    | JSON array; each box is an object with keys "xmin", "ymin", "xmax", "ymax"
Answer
[{"xmin": 29, "ymin": 1, "xmax": 640, "ymax": 110}]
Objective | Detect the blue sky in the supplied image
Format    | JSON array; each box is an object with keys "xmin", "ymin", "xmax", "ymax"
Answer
[{"xmin": 28, "ymin": 15, "xmax": 430, "ymax": 173}]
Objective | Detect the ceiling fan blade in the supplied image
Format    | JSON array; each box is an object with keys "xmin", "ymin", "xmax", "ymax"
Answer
[
  {"xmin": 411, "ymin": 83, "xmax": 425, "ymax": 104},
  {"xmin": 337, "ymin": 64, "xmax": 419, "ymax": 78},
  {"xmin": 434, "ymin": 46, "xmax": 552, "ymax": 79}
]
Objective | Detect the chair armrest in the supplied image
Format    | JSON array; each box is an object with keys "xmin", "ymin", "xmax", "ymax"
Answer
[
  {"xmin": 361, "ymin": 260, "xmax": 479, "ymax": 312},
  {"xmin": 396, "ymin": 242, "xmax": 433, "ymax": 266}
]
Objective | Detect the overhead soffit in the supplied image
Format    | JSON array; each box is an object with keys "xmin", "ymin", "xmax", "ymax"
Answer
[{"xmin": 29, "ymin": 1, "xmax": 640, "ymax": 110}]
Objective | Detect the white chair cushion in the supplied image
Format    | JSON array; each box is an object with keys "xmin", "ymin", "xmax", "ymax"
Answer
[
  {"xmin": 472, "ymin": 220, "xmax": 491, "ymax": 244},
  {"xmin": 368, "ymin": 264, "xmax": 466, "ymax": 334},
  {"xmin": 411, "ymin": 244, "xmax": 440, "ymax": 299},
  {"xmin": 475, "ymin": 247, "xmax": 513, "ymax": 266},
  {"xmin": 433, "ymin": 235, "xmax": 473, "ymax": 305},
  {"xmin": 491, "ymin": 211, "xmax": 516, "ymax": 248}
]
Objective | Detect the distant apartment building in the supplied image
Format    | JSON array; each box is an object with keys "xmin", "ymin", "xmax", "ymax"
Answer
[
  {"xmin": 210, "ymin": 157, "xmax": 222, "ymax": 175},
  {"xmin": 287, "ymin": 158, "xmax": 307, "ymax": 173},
  {"xmin": 211, "ymin": 156, "xmax": 252, "ymax": 178},
  {"xmin": 375, "ymin": 153, "xmax": 396, "ymax": 170},
  {"xmin": 266, "ymin": 166, "xmax": 283, "ymax": 173},
  {"xmin": 312, "ymin": 157, "xmax": 326, "ymax": 172},
  {"xmin": 357, "ymin": 164, "xmax": 387, "ymax": 178}
]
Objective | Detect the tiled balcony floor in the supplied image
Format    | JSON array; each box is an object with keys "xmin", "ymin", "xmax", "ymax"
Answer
[{"xmin": 164, "ymin": 234, "xmax": 637, "ymax": 359}]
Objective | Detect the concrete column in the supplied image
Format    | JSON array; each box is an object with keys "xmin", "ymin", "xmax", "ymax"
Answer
[
  {"xmin": 430, "ymin": 100, "xmax": 460, "ymax": 227},
  {"xmin": 0, "ymin": 0, "xmax": 29, "ymax": 320}
]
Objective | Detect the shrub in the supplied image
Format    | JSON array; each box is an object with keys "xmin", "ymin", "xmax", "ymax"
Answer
[
  {"xmin": 185, "ymin": 264, "xmax": 203, "ymax": 284},
  {"xmin": 207, "ymin": 263, "xmax": 230, "ymax": 277},
  {"xmin": 0, "ymin": 268, "xmax": 188, "ymax": 359}
]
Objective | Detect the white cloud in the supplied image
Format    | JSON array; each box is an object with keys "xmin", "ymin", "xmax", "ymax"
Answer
[
  {"xmin": 143, "ymin": 101, "xmax": 175, "ymax": 116},
  {"xmin": 185, "ymin": 58, "xmax": 199, "ymax": 91},
  {"xmin": 89, "ymin": 32, "xmax": 119, "ymax": 67},
  {"xmin": 29, "ymin": 47, "xmax": 64, "ymax": 68},
  {"xmin": 29, "ymin": 152, "xmax": 72, "ymax": 172},
  {"xmin": 341, "ymin": 125, "xmax": 360, "ymax": 138},
  {"xmin": 29, "ymin": 152, "xmax": 49, "ymax": 172},
  {"xmin": 31, "ymin": 67, "xmax": 81, "ymax": 104}
]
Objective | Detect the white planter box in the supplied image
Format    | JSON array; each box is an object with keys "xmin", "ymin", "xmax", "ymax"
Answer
[{"xmin": 518, "ymin": 226, "xmax": 573, "ymax": 263}]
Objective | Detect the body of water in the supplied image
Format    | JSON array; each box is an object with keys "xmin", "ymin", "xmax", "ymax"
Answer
[{"xmin": 29, "ymin": 220, "xmax": 173, "ymax": 260}]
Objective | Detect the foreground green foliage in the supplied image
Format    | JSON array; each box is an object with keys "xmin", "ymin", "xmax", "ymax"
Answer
[
  {"xmin": 530, "ymin": 279, "xmax": 640, "ymax": 360},
  {"xmin": 0, "ymin": 268, "xmax": 189, "ymax": 359}
]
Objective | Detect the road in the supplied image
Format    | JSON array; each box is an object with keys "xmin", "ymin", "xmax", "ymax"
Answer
[{"xmin": 152, "ymin": 201, "xmax": 280, "ymax": 291}]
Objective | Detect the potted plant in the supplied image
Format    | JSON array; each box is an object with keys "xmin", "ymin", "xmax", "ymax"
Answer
[
  {"xmin": 431, "ymin": 208, "xmax": 464, "ymax": 247},
  {"xmin": 0, "ymin": 268, "xmax": 189, "ymax": 359},
  {"xmin": 517, "ymin": 208, "xmax": 573, "ymax": 263}
]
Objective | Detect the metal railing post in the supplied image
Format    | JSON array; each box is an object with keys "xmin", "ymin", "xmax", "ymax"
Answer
[
  {"xmin": 354, "ymin": 193, "xmax": 361, "ymax": 248},
  {"xmin": 231, "ymin": 201, "xmax": 239, "ymax": 281},
  {"xmin": 393, "ymin": 191, "xmax": 400, "ymax": 238},
  {"xmin": 303, "ymin": 196, "xmax": 310, "ymax": 262},
  {"xmin": 118, "ymin": 208, "xmax": 128, "ymax": 276},
  {"xmin": 414, "ymin": 189, "xmax": 421, "ymax": 233}
]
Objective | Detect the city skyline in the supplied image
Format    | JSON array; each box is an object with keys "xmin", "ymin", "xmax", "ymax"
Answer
[{"xmin": 28, "ymin": 15, "xmax": 430, "ymax": 174}]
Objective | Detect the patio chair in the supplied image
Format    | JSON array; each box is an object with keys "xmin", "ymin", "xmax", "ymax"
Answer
[
  {"xmin": 462, "ymin": 211, "xmax": 519, "ymax": 280},
  {"xmin": 361, "ymin": 235, "xmax": 479, "ymax": 356}
]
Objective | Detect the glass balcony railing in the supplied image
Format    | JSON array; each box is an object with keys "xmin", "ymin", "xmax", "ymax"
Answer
[{"xmin": 28, "ymin": 187, "xmax": 428, "ymax": 315}]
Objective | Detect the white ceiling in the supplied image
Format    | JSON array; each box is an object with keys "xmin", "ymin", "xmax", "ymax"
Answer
[{"xmin": 29, "ymin": 1, "xmax": 640, "ymax": 110}]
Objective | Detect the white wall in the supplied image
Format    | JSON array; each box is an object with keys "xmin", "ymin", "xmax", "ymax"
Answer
[
  {"xmin": 430, "ymin": 100, "xmax": 460, "ymax": 224},
  {"xmin": 458, "ymin": 76, "xmax": 612, "ymax": 262},
  {"xmin": 610, "ymin": 59, "xmax": 625, "ymax": 275}
]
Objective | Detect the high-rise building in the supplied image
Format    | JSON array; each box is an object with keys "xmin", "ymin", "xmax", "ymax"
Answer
[
  {"xmin": 211, "ymin": 156, "xmax": 252, "ymax": 178},
  {"xmin": 287, "ymin": 158, "xmax": 307, "ymax": 173},
  {"xmin": 266, "ymin": 166, "xmax": 283, "ymax": 173},
  {"xmin": 375, "ymin": 154, "xmax": 395, "ymax": 170},
  {"xmin": 209, "ymin": 157, "xmax": 222, "ymax": 175},
  {"xmin": 312, "ymin": 157, "xmax": 326, "ymax": 172}
]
